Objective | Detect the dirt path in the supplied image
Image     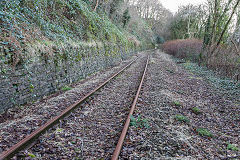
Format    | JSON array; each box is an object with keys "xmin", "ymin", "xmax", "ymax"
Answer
[{"xmin": 121, "ymin": 51, "xmax": 239, "ymax": 159}]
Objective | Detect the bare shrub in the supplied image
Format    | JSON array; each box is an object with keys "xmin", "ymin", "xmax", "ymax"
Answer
[
  {"xmin": 162, "ymin": 39, "xmax": 240, "ymax": 81},
  {"xmin": 162, "ymin": 39, "xmax": 203, "ymax": 61},
  {"xmin": 206, "ymin": 45, "xmax": 240, "ymax": 80}
]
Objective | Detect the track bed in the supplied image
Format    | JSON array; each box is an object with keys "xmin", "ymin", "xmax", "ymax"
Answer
[{"xmin": 120, "ymin": 51, "xmax": 239, "ymax": 159}]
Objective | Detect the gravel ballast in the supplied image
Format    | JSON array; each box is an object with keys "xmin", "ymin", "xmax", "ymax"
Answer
[
  {"xmin": 120, "ymin": 51, "xmax": 239, "ymax": 159},
  {"xmin": 1, "ymin": 50, "xmax": 239, "ymax": 159},
  {"xmin": 0, "ymin": 51, "xmax": 142, "ymax": 155},
  {"xmin": 12, "ymin": 53, "xmax": 149, "ymax": 159}
]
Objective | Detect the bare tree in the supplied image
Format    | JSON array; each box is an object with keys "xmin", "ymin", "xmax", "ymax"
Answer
[
  {"xmin": 211, "ymin": 0, "xmax": 240, "ymax": 55},
  {"xmin": 128, "ymin": 0, "xmax": 173, "ymax": 40}
]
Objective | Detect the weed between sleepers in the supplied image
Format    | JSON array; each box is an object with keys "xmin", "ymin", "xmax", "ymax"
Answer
[
  {"xmin": 173, "ymin": 101, "xmax": 181, "ymax": 106},
  {"xmin": 61, "ymin": 85, "xmax": 73, "ymax": 91},
  {"xmin": 166, "ymin": 69, "xmax": 175, "ymax": 73},
  {"xmin": 227, "ymin": 143, "xmax": 239, "ymax": 151},
  {"xmin": 196, "ymin": 128, "xmax": 213, "ymax": 138},
  {"xmin": 175, "ymin": 114, "xmax": 190, "ymax": 123},
  {"xmin": 191, "ymin": 107, "xmax": 202, "ymax": 114},
  {"xmin": 130, "ymin": 115, "xmax": 150, "ymax": 129},
  {"xmin": 28, "ymin": 153, "xmax": 36, "ymax": 158}
]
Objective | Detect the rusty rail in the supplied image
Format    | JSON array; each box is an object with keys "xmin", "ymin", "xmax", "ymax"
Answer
[
  {"xmin": 0, "ymin": 57, "xmax": 140, "ymax": 160},
  {"xmin": 112, "ymin": 55, "xmax": 149, "ymax": 160}
]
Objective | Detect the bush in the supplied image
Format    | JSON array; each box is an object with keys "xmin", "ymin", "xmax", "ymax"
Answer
[
  {"xmin": 162, "ymin": 39, "xmax": 203, "ymax": 61},
  {"xmin": 205, "ymin": 45, "xmax": 240, "ymax": 81},
  {"xmin": 163, "ymin": 39, "xmax": 240, "ymax": 81},
  {"xmin": 156, "ymin": 36, "xmax": 165, "ymax": 44}
]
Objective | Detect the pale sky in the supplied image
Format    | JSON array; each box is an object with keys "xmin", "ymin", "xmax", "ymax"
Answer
[{"xmin": 161, "ymin": 0, "xmax": 207, "ymax": 13}]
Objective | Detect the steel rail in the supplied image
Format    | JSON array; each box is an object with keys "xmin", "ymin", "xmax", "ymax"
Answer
[
  {"xmin": 112, "ymin": 55, "xmax": 149, "ymax": 160},
  {"xmin": 0, "ymin": 57, "xmax": 140, "ymax": 160}
]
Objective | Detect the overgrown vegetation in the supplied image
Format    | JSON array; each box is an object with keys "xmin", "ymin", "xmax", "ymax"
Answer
[
  {"xmin": 182, "ymin": 61, "xmax": 240, "ymax": 94},
  {"xmin": 0, "ymin": 0, "xmax": 131, "ymax": 42},
  {"xmin": 163, "ymin": 0, "xmax": 240, "ymax": 81},
  {"xmin": 163, "ymin": 39, "xmax": 203, "ymax": 61},
  {"xmin": 0, "ymin": 0, "xmax": 156, "ymax": 69}
]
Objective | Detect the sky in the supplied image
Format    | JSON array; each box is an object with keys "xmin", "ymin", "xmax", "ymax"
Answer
[{"xmin": 161, "ymin": 0, "xmax": 207, "ymax": 14}]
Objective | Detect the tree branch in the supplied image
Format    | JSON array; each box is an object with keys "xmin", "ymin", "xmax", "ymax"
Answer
[
  {"xmin": 231, "ymin": 39, "xmax": 240, "ymax": 56},
  {"xmin": 94, "ymin": 0, "xmax": 99, "ymax": 12},
  {"xmin": 211, "ymin": 0, "xmax": 240, "ymax": 55}
]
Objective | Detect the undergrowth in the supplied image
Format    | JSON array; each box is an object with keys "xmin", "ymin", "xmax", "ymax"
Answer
[
  {"xmin": 0, "ymin": 0, "xmax": 129, "ymax": 43},
  {"xmin": 0, "ymin": 0, "xmax": 154, "ymax": 68},
  {"xmin": 163, "ymin": 39, "xmax": 240, "ymax": 80},
  {"xmin": 181, "ymin": 61, "xmax": 240, "ymax": 94}
]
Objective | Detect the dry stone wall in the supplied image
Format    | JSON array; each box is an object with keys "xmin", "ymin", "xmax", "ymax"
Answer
[{"xmin": 0, "ymin": 43, "xmax": 149, "ymax": 113}]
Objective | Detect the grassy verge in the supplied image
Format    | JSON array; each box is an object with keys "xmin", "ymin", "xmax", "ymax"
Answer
[{"xmin": 178, "ymin": 61, "xmax": 240, "ymax": 95}]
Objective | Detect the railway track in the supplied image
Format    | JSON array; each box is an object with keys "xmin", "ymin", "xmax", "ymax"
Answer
[
  {"xmin": 0, "ymin": 53, "xmax": 150, "ymax": 160},
  {"xmin": 112, "ymin": 55, "xmax": 149, "ymax": 160}
]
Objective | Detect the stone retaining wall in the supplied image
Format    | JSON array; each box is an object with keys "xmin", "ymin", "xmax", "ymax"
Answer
[{"xmin": 0, "ymin": 42, "xmax": 151, "ymax": 113}]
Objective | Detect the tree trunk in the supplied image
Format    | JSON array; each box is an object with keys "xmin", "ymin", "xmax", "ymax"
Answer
[
  {"xmin": 211, "ymin": 0, "xmax": 240, "ymax": 55},
  {"xmin": 94, "ymin": 0, "xmax": 99, "ymax": 11}
]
